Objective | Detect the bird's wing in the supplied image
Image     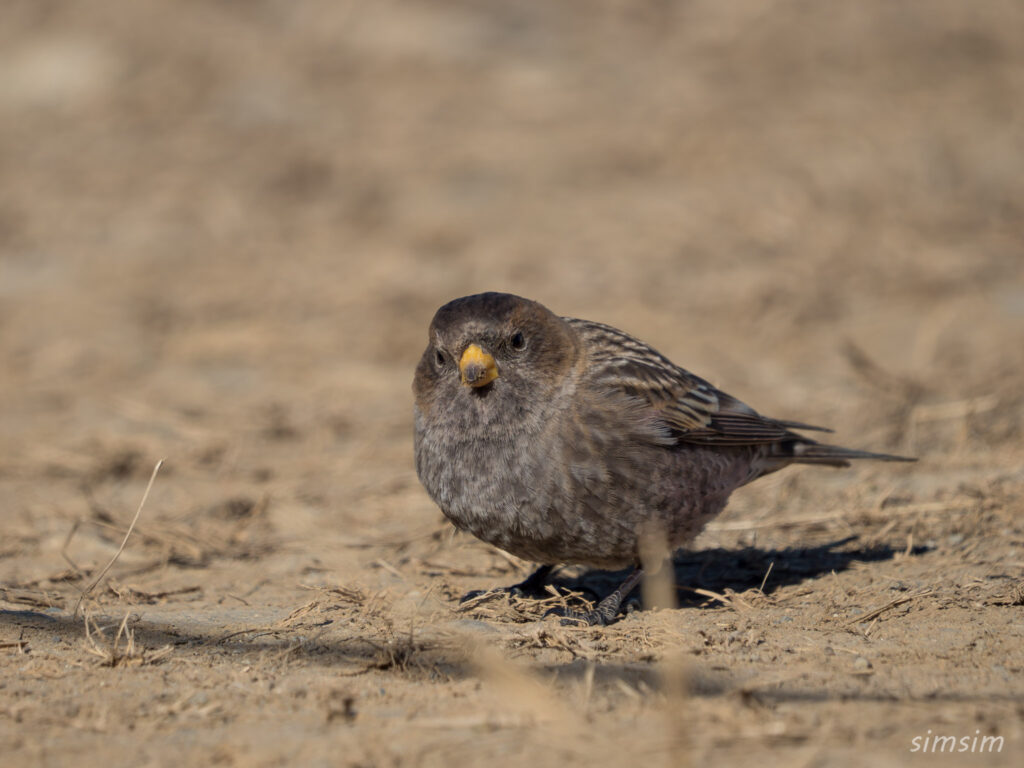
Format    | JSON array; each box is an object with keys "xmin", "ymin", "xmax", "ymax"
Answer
[{"xmin": 568, "ymin": 318, "xmax": 831, "ymax": 447}]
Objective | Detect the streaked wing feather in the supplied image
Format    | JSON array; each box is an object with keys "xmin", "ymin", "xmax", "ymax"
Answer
[
  {"xmin": 769, "ymin": 419, "xmax": 834, "ymax": 433},
  {"xmin": 569, "ymin": 317, "xmax": 822, "ymax": 446}
]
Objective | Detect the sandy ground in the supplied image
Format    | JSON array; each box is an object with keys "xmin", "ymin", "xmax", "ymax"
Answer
[{"xmin": 2, "ymin": 1, "xmax": 1023, "ymax": 766}]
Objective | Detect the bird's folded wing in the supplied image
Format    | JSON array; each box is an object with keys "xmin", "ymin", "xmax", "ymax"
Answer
[
  {"xmin": 591, "ymin": 356, "xmax": 831, "ymax": 447},
  {"xmin": 569, "ymin": 317, "xmax": 832, "ymax": 447}
]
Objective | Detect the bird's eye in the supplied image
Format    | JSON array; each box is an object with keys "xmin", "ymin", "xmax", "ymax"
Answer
[
  {"xmin": 510, "ymin": 331, "xmax": 526, "ymax": 351},
  {"xmin": 435, "ymin": 349, "xmax": 447, "ymax": 367}
]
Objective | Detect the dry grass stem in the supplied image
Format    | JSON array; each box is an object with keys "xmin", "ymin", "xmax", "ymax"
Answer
[
  {"xmin": 82, "ymin": 611, "xmax": 172, "ymax": 667},
  {"xmin": 845, "ymin": 589, "xmax": 934, "ymax": 627},
  {"xmin": 680, "ymin": 587, "xmax": 753, "ymax": 611},
  {"xmin": 74, "ymin": 459, "xmax": 164, "ymax": 617}
]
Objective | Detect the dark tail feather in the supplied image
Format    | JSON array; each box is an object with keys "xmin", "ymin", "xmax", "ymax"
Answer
[
  {"xmin": 789, "ymin": 442, "xmax": 917, "ymax": 468},
  {"xmin": 756, "ymin": 440, "xmax": 916, "ymax": 474}
]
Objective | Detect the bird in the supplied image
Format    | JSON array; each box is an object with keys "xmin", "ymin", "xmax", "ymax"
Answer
[{"xmin": 412, "ymin": 292, "xmax": 914, "ymax": 625}]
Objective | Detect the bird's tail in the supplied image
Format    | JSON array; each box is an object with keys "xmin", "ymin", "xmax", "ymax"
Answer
[{"xmin": 765, "ymin": 440, "xmax": 917, "ymax": 470}]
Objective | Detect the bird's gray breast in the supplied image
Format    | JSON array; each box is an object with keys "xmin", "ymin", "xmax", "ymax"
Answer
[
  {"xmin": 413, "ymin": 383, "xmax": 666, "ymax": 567},
  {"xmin": 414, "ymin": 398, "xmax": 562, "ymax": 555}
]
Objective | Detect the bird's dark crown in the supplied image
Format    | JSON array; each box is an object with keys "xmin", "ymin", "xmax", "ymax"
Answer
[{"xmin": 429, "ymin": 292, "xmax": 548, "ymax": 340}]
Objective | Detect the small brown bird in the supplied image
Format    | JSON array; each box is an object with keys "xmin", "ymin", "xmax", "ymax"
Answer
[{"xmin": 413, "ymin": 292, "xmax": 913, "ymax": 624}]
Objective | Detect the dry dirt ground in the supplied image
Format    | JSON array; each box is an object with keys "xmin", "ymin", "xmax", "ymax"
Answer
[{"xmin": 2, "ymin": 1, "xmax": 1023, "ymax": 766}]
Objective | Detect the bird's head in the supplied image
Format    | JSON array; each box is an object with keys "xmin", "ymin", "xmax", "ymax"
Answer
[{"xmin": 413, "ymin": 292, "xmax": 578, "ymax": 421}]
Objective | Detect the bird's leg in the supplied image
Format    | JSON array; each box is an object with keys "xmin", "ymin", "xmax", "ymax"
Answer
[
  {"xmin": 459, "ymin": 564, "xmax": 555, "ymax": 603},
  {"xmin": 550, "ymin": 567, "xmax": 645, "ymax": 626},
  {"xmin": 509, "ymin": 563, "xmax": 556, "ymax": 596}
]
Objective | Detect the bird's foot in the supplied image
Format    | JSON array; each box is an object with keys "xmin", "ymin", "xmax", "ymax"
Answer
[
  {"xmin": 545, "ymin": 591, "xmax": 623, "ymax": 626},
  {"xmin": 458, "ymin": 564, "xmax": 554, "ymax": 604},
  {"xmin": 545, "ymin": 605, "xmax": 611, "ymax": 626},
  {"xmin": 544, "ymin": 567, "xmax": 645, "ymax": 627}
]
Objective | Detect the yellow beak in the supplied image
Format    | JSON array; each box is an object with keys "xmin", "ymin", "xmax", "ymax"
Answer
[{"xmin": 459, "ymin": 344, "xmax": 499, "ymax": 388}]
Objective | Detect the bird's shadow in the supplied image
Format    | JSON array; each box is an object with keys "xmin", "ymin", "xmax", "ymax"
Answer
[{"xmin": 545, "ymin": 535, "xmax": 932, "ymax": 609}]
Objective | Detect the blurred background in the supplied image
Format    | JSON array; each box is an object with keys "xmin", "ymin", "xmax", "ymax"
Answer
[
  {"xmin": 3, "ymin": 2, "xmax": 1024, "ymax": 765},
  {"xmin": 2, "ymin": 0, "xmax": 1022, "ymax": 564}
]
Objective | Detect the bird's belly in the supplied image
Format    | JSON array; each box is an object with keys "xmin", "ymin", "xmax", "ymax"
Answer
[{"xmin": 415, "ymin": 423, "xmax": 753, "ymax": 569}]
